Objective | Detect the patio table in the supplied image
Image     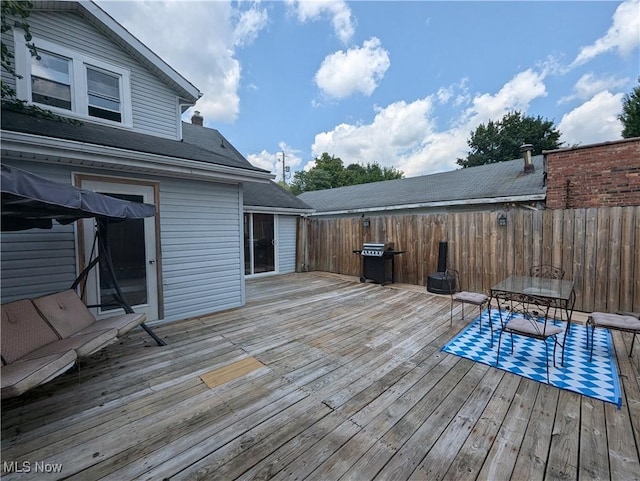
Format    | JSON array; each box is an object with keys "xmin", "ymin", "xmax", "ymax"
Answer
[
  {"xmin": 489, "ymin": 275, "xmax": 576, "ymax": 333},
  {"xmin": 487, "ymin": 275, "xmax": 577, "ymax": 382}
]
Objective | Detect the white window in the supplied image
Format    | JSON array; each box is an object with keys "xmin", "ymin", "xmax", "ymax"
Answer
[
  {"xmin": 86, "ymin": 66, "xmax": 122, "ymax": 122},
  {"xmin": 31, "ymin": 50, "xmax": 72, "ymax": 110},
  {"xmin": 15, "ymin": 34, "xmax": 132, "ymax": 126}
]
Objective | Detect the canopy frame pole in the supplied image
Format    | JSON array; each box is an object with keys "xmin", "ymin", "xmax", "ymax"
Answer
[{"xmin": 72, "ymin": 219, "xmax": 166, "ymax": 346}]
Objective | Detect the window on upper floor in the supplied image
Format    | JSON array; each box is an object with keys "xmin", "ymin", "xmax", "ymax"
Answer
[
  {"xmin": 15, "ymin": 33, "xmax": 132, "ymax": 127},
  {"xmin": 86, "ymin": 67, "xmax": 122, "ymax": 122},
  {"xmin": 31, "ymin": 50, "xmax": 72, "ymax": 110}
]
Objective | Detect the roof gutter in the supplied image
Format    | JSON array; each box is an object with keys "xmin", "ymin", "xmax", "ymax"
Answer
[
  {"xmin": 244, "ymin": 206, "xmax": 315, "ymax": 215},
  {"xmin": 306, "ymin": 194, "xmax": 546, "ymax": 217},
  {"xmin": 1, "ymin": 131, "xmax": 274, "ymax": 184}
]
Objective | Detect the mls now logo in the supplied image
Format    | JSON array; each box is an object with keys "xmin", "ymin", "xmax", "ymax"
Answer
[{"xmin": 3, "ymin": 460, "xmax": 63, "ymax": 474}]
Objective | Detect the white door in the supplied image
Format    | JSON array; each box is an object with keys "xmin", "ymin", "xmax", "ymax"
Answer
[{"xmin": 80, "ymin": 180, "xmax": 158, "ymax": 321}]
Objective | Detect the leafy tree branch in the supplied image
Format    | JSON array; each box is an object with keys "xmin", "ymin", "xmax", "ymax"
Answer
[
  {"xmin": 619, "ymin": 77, "xmax": 640, "ymax": 139},
  {"xmin": 290, "ymin": 153, "xmax": 403, "ymax": 195},
  {"xmin": 457, "ymin": 111, "xmax": 563, "ymax": 168}
]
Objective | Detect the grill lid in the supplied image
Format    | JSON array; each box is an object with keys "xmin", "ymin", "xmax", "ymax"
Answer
[{"xmin": 361, "ymin": 242, "xmax": 394, "ymax": 256}]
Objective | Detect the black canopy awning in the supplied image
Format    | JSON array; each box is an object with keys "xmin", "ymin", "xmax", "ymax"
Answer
[
  {"xmin": 0, "ymin": 164, "xmax": 165, "ymax": 345},
  {"xmin": 1, "ymin": 164, "xmax": 156, "ymax": 231}
]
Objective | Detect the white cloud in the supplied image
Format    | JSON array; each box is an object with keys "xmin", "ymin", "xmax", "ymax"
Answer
[
  {"xmin": 436, "ymin": 86, "xmax": 453, "ymax": 104},
  {"xmin": 399, "ymin": 130, "xmax": 469, "ymax": 177},
  {"xmin": 311, "ymin": 97, "xmax": 439, "ymax": 176},
  {"xmin": 559, "ymin": 73, "xmax": 630, "ymax": 103},
  {"xmin": 314, "ymin": 37, "xmax": 390, "ymax": 99},
  {"xmin": 96, "ymin": 0, "xmax": 267, "ymax": 124},
  {"xmin": 572, "ymin": 0, "xmax": 640, "ymax": 66},
  {"xmin": 233, "ymin": 5, "xmax": 269, "ymax": 47},
  {"xmin": 286, "ymin": 0, "xmax": 355, "ymax": 44},
  {"xmin": 558, "ymin": 91, "xmax": 624, "ymax": 145},
  {"xmin": 462, "ymin": 69, "xmax": 547, "ymax": 126},
  {"xmin": 310, "ymin": 69, "xmax": 550, "ymax": 177},
  {"xmin": 247, "ymin": 150, "xmax": 277, "ymax": 173}
]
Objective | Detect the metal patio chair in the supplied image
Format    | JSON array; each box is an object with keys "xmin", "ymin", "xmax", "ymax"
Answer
[
  {"xmin": 530, "ymin": 264, "xmax": 566, "ymax": 325},
  {"xmin": 530, "ymin": 265, "xmax": 565, "ymax": 280},
  {"xmin": 495, "ymin": 292, "xmax": 567, "ymax": 384},
  {"xmin": 586, "ymin": 311, "xmax": 640, "ymax": 361},
  {"xmin": 446, "ymin": 269, "xmax": 489, "ymax": 330}
]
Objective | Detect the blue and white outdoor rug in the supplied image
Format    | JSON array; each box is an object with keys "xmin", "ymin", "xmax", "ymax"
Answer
[{"xmin": 442, "ymin": 309, "xmax": 622, "ymax": 407}]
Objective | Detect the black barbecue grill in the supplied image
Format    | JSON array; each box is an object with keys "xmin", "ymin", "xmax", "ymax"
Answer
[{"xmin": 353, "ymin": 242, "xmax": 405, "ymax": 285}]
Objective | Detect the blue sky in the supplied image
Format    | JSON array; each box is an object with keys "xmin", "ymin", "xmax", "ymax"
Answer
[{"xmin": 97, "ymin": 0, "xmax": 640, "ymax": 182}]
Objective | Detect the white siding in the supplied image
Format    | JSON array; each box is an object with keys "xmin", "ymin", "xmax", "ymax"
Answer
[
  {"xmin": 277, "ymin": 215, "xmax": 298, "ymax": 274},
  {"xmin": 160, "ymin": 179, "xmax": 244, "ymax": 322},
  {"xmin": 0, "ymin": 162, "xmax": 78, "ymax": 302},
  {"xmin": 22, "ymin": 11, "xmax": 181, "ymax": 139}
]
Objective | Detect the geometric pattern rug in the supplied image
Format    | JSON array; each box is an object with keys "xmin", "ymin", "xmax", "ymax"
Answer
[{"xmin": 442, "ymin": 309, "xmax": 622, "ymax": 407}]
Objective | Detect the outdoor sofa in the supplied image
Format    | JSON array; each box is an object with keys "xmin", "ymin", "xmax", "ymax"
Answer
[{"xmin": 1, "ymin": 290, "xmax": 146, "ymax": 399}]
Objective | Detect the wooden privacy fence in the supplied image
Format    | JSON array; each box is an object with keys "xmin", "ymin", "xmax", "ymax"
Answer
[{"xmin": 296, "ymin": 206, "xmax": 640, "ymax": 314}]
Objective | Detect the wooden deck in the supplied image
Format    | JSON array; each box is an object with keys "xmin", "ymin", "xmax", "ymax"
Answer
[{"xmin": 2, "ymin": 272, "xmax": 639, "ymax": 481}]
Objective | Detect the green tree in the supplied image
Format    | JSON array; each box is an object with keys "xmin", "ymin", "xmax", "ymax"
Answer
[
  {"xmin": 289, "ymin": 153, "xmax": 403, "ymax": 195},
  {"xmin": 618, "ymin": 78, "xmax": 640, "ymax": 138},
  {"xmin": 289, "ymin": 169, "xmax": 333, "ymax": 195},
  {"xmin": 457, "ymin": 111, "xmax": 563, "ymax": 168},
  {"xmin": 346, "ymin": 162, "xmax": 403, "ymax": 184},
  {"xmin": 1, "ymin": 0, "xmax": 36, "ymax": 100}
]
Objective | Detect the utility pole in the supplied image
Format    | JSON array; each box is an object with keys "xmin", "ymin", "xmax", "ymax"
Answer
[{"xmin": 281, "ymin": 151, "xmax": 286, "ymax": 186}]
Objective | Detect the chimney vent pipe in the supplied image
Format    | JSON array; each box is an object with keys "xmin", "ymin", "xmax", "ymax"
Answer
[{"xmin": 520, "ymin": 143, "xmax": 534, "ymax": 174}]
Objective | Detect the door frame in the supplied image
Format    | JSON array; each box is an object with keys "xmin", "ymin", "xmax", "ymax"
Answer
[
  {"xmin": 244, "ymin": 211, "xmax": 279, "ymax": 278},
  {"xmin": 75, "ymin": 173, "xmax": 163, "ymax": 320}
]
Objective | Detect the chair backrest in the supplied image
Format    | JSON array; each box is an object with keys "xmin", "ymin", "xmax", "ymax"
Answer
[
  {"xmin": 444, "ymin": 269, "xmax": 461, "ymax": 295},
  {"xmin": 524, "ymin": 294, "xmax": 554, "ymax": 332},
  {"xmin": 33, "ymin": 290, "xmax": 97, "ymax": 338},
  {"xmin": 1, "ymin": 299, "xmax": 61, "ymax": 363},
  {"xmin": 497, "ymin": 292, "xmax": 556, "ymax": 335},
  {"xmin": 530, "ymin": 265, "xmax": 565, "ymax": 280}
]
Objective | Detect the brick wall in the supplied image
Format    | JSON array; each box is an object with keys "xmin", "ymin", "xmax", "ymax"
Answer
[{"xmin": 545, "ymin": 138, "xmax": 640, "ymax": 209}]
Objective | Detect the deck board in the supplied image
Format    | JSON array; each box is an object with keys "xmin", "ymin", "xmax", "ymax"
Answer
[{"xmin": 1, "ymin": 272, "xmax": 639, "ymax": 481}]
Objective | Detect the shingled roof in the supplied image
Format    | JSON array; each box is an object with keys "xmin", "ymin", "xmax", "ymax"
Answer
[
  {"xmin": 243, "ymin": 181, "xmax": 313, "ymax": 211},
  {"xmin": 298, "ymin": 156, "xmax": 546, "ymax": 215},
  {"xmin": 181, "ymin": 122, "xmax": 312, "ymax": 213},
  {"xmin": 2, "ymin": 108, "xmax": 268, "ymax": 174}
]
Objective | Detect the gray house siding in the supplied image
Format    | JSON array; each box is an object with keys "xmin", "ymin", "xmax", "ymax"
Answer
[
  {"xmin": 17, "ymin": 11, "xmax": 181, "ymax": 139},
  {"xmin": 159, "ymin": 179, "xmax": 244, "ymax": 322},
  {"xmin": 277, "ymin": 215, "xmax": 297, "ymax": 274},
  {"xmin": 0, "ymin": 161, "xmax": 247, "ymax": 321},
  {"xmin": 0, "ymin": 162, "xmax": 79, "ymax": 302}
]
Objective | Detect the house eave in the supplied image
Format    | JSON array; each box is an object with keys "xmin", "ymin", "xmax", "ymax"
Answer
[
  {"xmin": 1, "ymin": 131, "xmax": 273, "ymax": 184},
  {"xmin": 307, "ymin": 194, "xmax": 547, "ymax": 217},
  {"xmin": 244, "ymin": 205, "xmax": 315, "ymax": 215},
  {"xmin": 81, "ymin": 1, "xmax": 202, "ymax": 103}
]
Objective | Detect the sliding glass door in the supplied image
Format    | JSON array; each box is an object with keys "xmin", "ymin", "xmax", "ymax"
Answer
[{"xmin": 244, "ymin": 213, "xmax": 275, "ymax": 275}]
